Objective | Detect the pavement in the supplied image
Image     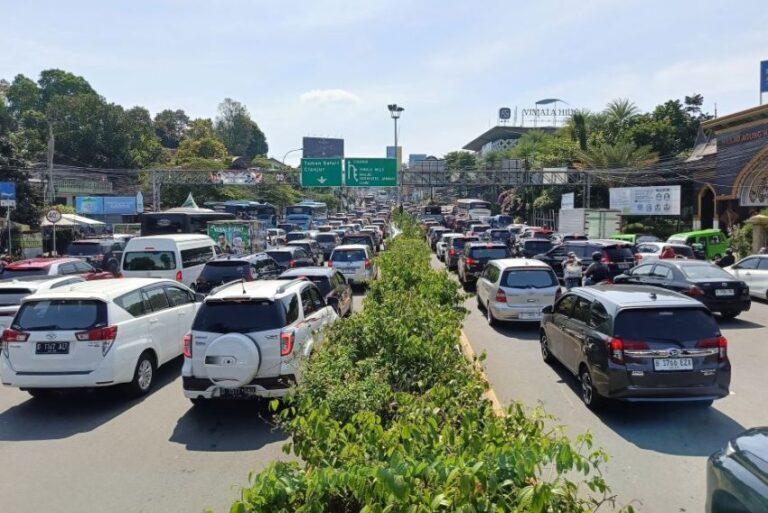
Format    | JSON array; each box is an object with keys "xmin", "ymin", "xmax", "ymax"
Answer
[
  {"xmin": 0, "ymin": 292, "xmax": 367, "ymax": 513},
  {"xmin": 435, "ymin": 253, "xmax": 768, "ymax": 512}
]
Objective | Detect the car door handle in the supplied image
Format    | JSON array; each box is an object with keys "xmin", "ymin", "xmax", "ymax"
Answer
[
  {"xmin": 149, "ymin": 318, "xmax": 159, "ymax": 324},
  {"xmin": 745, "ymin": 272, "xmax": 751, "ymax": 276},
  {"xmin": 178, "ymin": 312, "xmax": 186, "ymax": 316}
]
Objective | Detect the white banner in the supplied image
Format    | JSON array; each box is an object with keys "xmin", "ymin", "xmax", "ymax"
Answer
[
  {"xmin": 561, "ymin": 192, "xmax": 574, "ymax": 209},
  {"xmin": 609, "ymin": 185, "xmax": 680, "ymax": 216}
]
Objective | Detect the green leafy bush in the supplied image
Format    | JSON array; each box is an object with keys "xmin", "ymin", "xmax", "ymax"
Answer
[{"xmin": 229, "ymin": 215, "xmax": 630, "ymax": 513}]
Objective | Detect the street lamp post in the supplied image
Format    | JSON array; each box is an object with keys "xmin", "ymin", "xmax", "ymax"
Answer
[
  {"xmin": 281, "ymin": 147, "xmax": 303, "ymax": 167},
  {"xmin": 388, "ymin": 104, "xmax": 404, "ymax": 205}
]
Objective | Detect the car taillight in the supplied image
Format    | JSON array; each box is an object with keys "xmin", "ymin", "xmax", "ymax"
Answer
[
  {"xmin": 495, "ymin": 290, "xmax": 507, "ymax": 303},
  {"xmin": 175, "ymin": 270, "xmax": 183, "ymax": 281},
  {"xmin": 2, "ymin": 329, "xmax": 29, "ymax": 342},
  {"xmin": 280, "ymin": 331, "xmax": 294, "ymax": 356},
  {"xmin": 289, "ymin": 259, "xmax": 296, "ymax": 268},
  {"xmin": 327, "ymin": 260, "xmax": 333, "ymax": 267},
  {"xmin": 183, "ymin": 333, "xmax": 193, "ymax": 358},
  {"xmin": 608, "ymin": 337, "xmax": 649, "ymax": 364},
  {"xmin": 601, "ymin": 251, "xmax": 610, "ymax": 264},
  {"xmin": 466, "ymin": 257, "xmax": 478, "ymax": 266},
  {"xmin": 697, "ymin": 335, "xmax": 728, "ymax": 360},
  {"xmin": 449, "ymin": 248, "xmax": 455, "ymax": 256},
  {"xmin": 687, "ymin": 285, "xmax": 705, "ymax": 297},
  {"xmin": 364, "ymin": 259, "xmax": 372, "ymax": 269},
  {"xmin": 634, "ymin": 253, "xmax": 643, "ymax": 263},
  {"xmin": 75, "ymin": 325, "xmax": 118, "ymax": 356}
]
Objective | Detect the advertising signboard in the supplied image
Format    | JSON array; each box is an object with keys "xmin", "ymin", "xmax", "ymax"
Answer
[
  {"xmin": 561, "ymin": 192, "xmax": 575, "ymax": 209},
  {"xmin": 0, "ymin": 182, "xmax": 16, "ymax": 207},
  {"xmin": 609, "ymin": 185, "xmax": 681, "ymax": 216},
  {"xmin": 761, "ymin": 60, "xmax": 768, "ymax": 93},
  {"xmin": 76, "ymin": 196, "xmax": 139, "ymax": 215},
  {"xmin": 303, "ymin": 137, "xmax": 344, "ymax": 158},
  {"xmin": 207, "ymin": 220, "xmax": 266, "ymax": 255},
  {"xmin": 75, "ymin": 196, "xmax": 104, "ymax": 215}
]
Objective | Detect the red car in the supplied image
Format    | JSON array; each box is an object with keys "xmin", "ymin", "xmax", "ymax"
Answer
[{"xmin": 0, "ymin": 258, "xmax": 116, "ymax": 281}]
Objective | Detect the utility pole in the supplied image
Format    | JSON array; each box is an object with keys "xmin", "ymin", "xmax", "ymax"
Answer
[
  {"xmin": 46, "ymin": 122, "xmax": 55, "ymax": 205},
  {"xmin": 151, "ymin": 171, "xmax": 160, "ymax": 212},
  {"xmin": 388, "ymin": 104, "xmax": 404, "ymax": 205}
]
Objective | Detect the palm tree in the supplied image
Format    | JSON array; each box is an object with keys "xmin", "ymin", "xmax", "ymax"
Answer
[
  {"xmin": 604, "ymin": 98, "xmax": 639, "ymax": 125},
  {"xmin": 569, "ymin": 111, "xmax": 588, "ymax": 151},
  {"xmin": 577, "ymin": 141, "xmax": 656, "ymax": 169}
]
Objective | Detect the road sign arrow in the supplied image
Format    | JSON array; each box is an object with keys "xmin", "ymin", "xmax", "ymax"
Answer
[{"xmin": 317, "ymin": 176, "xmax": 327, "ymax": 184}]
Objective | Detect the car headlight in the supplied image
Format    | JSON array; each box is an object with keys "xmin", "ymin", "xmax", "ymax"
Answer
[{"xmin": 724, "ymin": 441, "xmax": 736, "ymax": 457}]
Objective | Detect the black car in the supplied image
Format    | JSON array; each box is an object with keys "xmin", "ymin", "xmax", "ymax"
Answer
[
  {"xmin": 64, "ymin": 239, "xmax": 126, "ymax": 272},
  {"xmin": 279, "ymin": 267, "xmax": 353, "ymax": 317},
  {"xmin": 457, "ymin": 242, "xmax": 511, "ymax": 286},
  {"xmin": 707, "ymin": 427, "xmax": 768, "ymax": 513},
  {"xmin": 194, "ymin": 253, "xmax": 282, "ymax": 294},
  {"xmin": 428, "ymin": 227, "xmax": 451, "ymax": 251},
  {"xmin": 265, "ymin": 246, "xmax": 315, "ymax": 271},
  {"xmin": 540, "ymin": 285, "xmax": 730, "ymax": 409},
  {"xmin": 613, "ymin": 260, "xmax": 751, "ymax": 319},
  {"xmin": 286, "ymin": 239, "xmax": 324, "ymax": 266},
  {"xmin": 484, "ymin": 229, "xmax": 512, "ymax": 245},
  {"xmin": 534, "ymin": 240, "xmax": 635, "ymax": 278},
  {"xmin": 517, "ymin": 238, "xmax": 553, "ymax": 258},
  {"xmin": 445, "ymin": 235, "xmax": 479, "ymax": 271}
]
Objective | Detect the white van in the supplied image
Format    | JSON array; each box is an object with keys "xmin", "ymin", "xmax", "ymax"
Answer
[{"xmin": 121, "ymin": 234, "xmax": 216, "ymax": 288}]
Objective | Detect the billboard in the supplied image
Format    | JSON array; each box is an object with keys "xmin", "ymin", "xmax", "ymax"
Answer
[
  {"xmin": 303, "ymin": 137, "xmax": 344, "ymax": 158},
  {"xmin": 408, "ymin": 154, "xmax": 427, "ymax": 168},
  {"xmin": 609, "ymin": 186, "xmax": 681, "ymax": 216},
  {"xmin": 561, "ymin": 192, "xmax": 574, "ymax": 209},
  {"xmin": 75, "ymin": 196, "xmax": 104, "ymax": 215},
  {"xmin": 761, "ymin": 60, "xmax": 768, "ymax": 93},
  {"xmin": 0, "ymin": 182, "xmax": 16, "ymax": 207},
  {"xmin": 76, "ymin": 196, "xmax": 139, "ymax": 215},
  {"xmin": 208, "ymin": 170, "xmax": 263, "ymax": 185}
]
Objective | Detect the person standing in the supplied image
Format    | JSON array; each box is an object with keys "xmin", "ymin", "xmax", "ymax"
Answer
[
  {"xmin": 584, "ymin": 251, "xmax": 610, "ymax": 285},
  {"xmin": 562, "ymin": 252, "xmax": 582, "ymax": 290}
]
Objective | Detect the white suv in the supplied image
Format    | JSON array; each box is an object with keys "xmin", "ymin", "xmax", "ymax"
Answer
[
  {"xmin": 1, "ymin": 278, "xmax": 200, "ymax": 398},
  {"xmin": 182, "ymin": 279, "xmax": 338, "ymax": 404},
  {"xmin": 329, "ymin": 244, "xmax": 377, "ymax": 285},
  {"xmin": 0, "ymin": 276, "xmax": 86, "ymax": 332}
]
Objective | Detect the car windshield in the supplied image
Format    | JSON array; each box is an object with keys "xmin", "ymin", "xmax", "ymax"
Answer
[
  {"xmin": 614, "ymin": 308, "xmax": 718, "ymax": 340},
  {"xmin": 501, "ymin": 269, "xmax": 558, "ymax": 289},
  {"xmin": 123, "ymin": 251, "xmax": 177, "ymax": 271},
  {"xmin": 13, "ymin": 300, "xmax": 108, "ymax": 331},
  {"xmin": 343, "ymin": 236, "xmax": 372, "ymax": 246},
  {"xmin": 0, "ymin": 288, "xmax": 34, "ymax": 306},
  {"xmin": 193, "ymin": 300, "xmax": 285, "ymax": 333},
  {"xmin": 266, "ymin": 251, "xmax": 291, "ymax": 263},
  {"xmin": 470, "ymin": 248, "xmax": 509, "ymax": 259},
  {"xmin": 671, "ymin": 246, "xmax": 694, "ymax": 257},
  {"xmin": 199, "ymin": 261, "xmax": 250, "ymax": 282},
  {"xmin": 605, "ymin": 246, "xmax": 635, "ymax": 261},
  {"xmin": 0, "ymin": 268, "xmax": 48, "ymax": 279},
  {"xmin": 332, "ymin": 250, "xmax": 366, "ymax": 261},
  {"xmin": 525, "ymin": 241, "xmax": 552, "ymax": 252},
  {"xmin": 680, "ymin": 265, "xmax": 733, "ymax": 280},
  {"xmin": 65, "ymin": 242, "xmax": 103, "ymax": 255},
  {"xmin": 315, "ymin": 234, "xmax": 337, "ymax": 242}
]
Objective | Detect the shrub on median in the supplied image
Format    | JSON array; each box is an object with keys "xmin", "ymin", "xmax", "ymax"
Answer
[{"xmin": 229, "ymin": 214, "xmax": 631, "ymax": 513}]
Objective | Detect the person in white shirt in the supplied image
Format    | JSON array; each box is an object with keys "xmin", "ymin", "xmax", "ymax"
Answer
[{"xmin": 562, "ymin": 252, "xmax": 582, "ymax": 290}]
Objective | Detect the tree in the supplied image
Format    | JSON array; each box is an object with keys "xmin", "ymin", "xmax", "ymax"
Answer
[
  {"xmin": 443, "ymin": 151, "xmax": 477, "ymax": 170},
  {"xmin": 0, "ymin": 101, "xmax": 41, "ymax": 230},
  {"xmin": 577, "ymin": 141, "xmax": 656, "ymax": 169},
  {"xmin": 124, "ymin": 107, "xmax": 163, "ymax": 167},
  {"xmin": 604, "ymin": 98, "xmax": 639, "ymax": 125},
  {"xmin": 153, "ymin": 109, "xmax": 189, "ymax": 148},
  {"xmin": 214, "ymin": 98, "xmax": 268, "ymax": 159},
  {"xmin": 37, "ymin": 69, "xmax": 95, "ymax": 106},
  {"xmin": 6, "ymin": 74, "xmax": 40, "ymax": 116}
]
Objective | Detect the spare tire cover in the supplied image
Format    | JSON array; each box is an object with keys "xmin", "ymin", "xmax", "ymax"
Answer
[{"xmin": 204, "ymin": 333, "xmax": 260, "ymax": 388}]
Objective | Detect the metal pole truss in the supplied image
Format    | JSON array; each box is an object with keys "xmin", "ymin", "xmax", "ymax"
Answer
[
  {"xmin": 150, "ymin": 169, "xmax": 300, "ymax": 187},
  {"xmin": 401, "ymin": 161, "xmax": 587, "ymax": 187}
]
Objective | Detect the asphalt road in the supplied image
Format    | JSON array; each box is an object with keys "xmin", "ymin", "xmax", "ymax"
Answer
[
  {"xmin": 0, "ymin": 291, "xmax": 367, "ymax": 513},
  {"xmin": 437, "ymin": 254, "xmax": 768, "ymax": 512}
]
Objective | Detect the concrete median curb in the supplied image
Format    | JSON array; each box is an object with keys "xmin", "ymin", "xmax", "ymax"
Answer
[{"xmin": 458, "ymin": 329, "xmax": 505, "ymax": 416}]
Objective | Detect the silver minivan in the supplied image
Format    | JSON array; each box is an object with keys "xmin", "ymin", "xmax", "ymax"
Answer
[
  {"xmin": 328, "ymin": 244, "xmax": 376, "ymax": 285},
  {"xmin": 476, "ymin": 258, "xmax": 560, "ymax": 325}
]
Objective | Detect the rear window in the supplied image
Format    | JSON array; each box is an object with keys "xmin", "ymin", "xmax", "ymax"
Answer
[
  {"xmin": 286, "ymin": 233, "xmax": 307, "ymax": 242},
  {"xmin": 680, "ymin": 265, "xmax": 733, "ymax": 281},
  {"xmin": 0, "ymin": 289, "xmax": 33, "ymax": 306},
  {"xmin": 332, "ymin": 250, "xmax": 366, "ymax": 261},
  {"xmin": 501, "ymin": 269, "xmax": 558, "ymax": 289},
  {"xmin": 524, "ymin": 241, "xmax": 552, "ymax": 253},
  {"xmin": 614, "ymin": 308, "xmax": 718, "ymax": 340},
  {"xmin": 315, "ymin": 234, "xmax": 337, "ymax": 242},
  {"xmin": 199, "ymin": 261, "xmax": 251, "ymax": 282},
  {"xmin": 13, "ymin": 300, "xmax": 108, "ymax": 331},
  {"xmin": 0, "ymin": 268, "xmax": 47, "ymax": 279},
  {"xmin": 65, "ymin": 242, "xmax": 103, "ymax": 255},
  {"xmin": 343, "ymin": 236, "xmax": 372, "ymax": 246},
  {"xmin": 671, "ymin": 246, "xmax": 694, "ymax": 258},
  {"xmin": 489, "ymin": 230, "xmax": 510, "ymax": 240},
  {"xmin": 301, "ymin": 276, "xmax": 332, "ymax": 296},
  {"xmin": 469, "ymin": 247, "xmax": 509, "ymax": 259},
  {"xmin": 266, "ymin": 251, "xmax": 291, "ymax": 263},
  {"xmin": 193, "ymin": 300, "xmax": 286, "ymax": 333},
  {"xmin": 123, "ymin": 251, "xmax": 177, "ymax": 271},
  {"xmin": 471, "ymin": 225, "xmax": 490, "ymax": 233},
  {"xmin": 452, "ymin": 237, "xmax": 477, "ymax": 249},
  {"xmin": 604, "ymin": 246, "xmax": 635, "ymax": 261}
]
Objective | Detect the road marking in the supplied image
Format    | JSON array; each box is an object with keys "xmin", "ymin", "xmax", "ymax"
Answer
[{"xmin": 458, "ymin": 329, "xmax": 505, "ymax": 416}]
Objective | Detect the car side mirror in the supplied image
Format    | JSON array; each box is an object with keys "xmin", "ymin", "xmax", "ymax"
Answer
[
  {"xmin": 613, "ymin": 274, "xmax": 629, "ymax": 284},
  {"xmin": 542, "ymin": 305, "xmax": 553, "ymax": 314},
  {"xmin": 194, "ymin": 293, "xmax": 206, "ymax": 302}
]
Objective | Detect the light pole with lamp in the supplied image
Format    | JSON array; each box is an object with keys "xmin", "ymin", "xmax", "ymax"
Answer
[{"xmin": 387, "ymin": 104, "xmax": 404, "ymax": 205}]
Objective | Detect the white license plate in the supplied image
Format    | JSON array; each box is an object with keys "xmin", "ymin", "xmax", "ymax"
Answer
[
  {"xmin": 715, "ymin": 289, "xmax": 734, "ymax": 296},
  {"xmin": 519, "ymin": 312, "xmax": 541, "ymax": 320},
  {"xmin": 618, "ymin": 263, "xmax": 631, "ymax": 269},
  {"xmin": 653, "ymin": 358, "xmax": 693, "ymax": 371}
]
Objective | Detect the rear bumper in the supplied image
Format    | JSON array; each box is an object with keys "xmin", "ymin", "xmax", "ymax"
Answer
[
  {"xmin": 593, "ymin": 365, "xmax": 731, "ymax": 401},
  {"xmin": 0, "ymin": 353, "xmax": 128, "ymax": 388},
  {"xmin": 490, "ymin": 302, "xmax": 545, "ymax": 322},
  {"xmin": 700, "ymin": 298, "xmax": 751, "ymax": 313},
  {"xmin": 182, "ymin": 375, "xmax": 296, "ymax": 399}
]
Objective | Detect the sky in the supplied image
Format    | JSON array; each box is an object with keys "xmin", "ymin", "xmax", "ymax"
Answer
[{"xmin": 2, "ymin": 0, "xmax": 768, "ymax": 166}]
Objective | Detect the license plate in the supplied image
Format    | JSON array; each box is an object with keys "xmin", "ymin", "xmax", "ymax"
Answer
[
  {"xmin": 35, "ymin": 342, "xmax": 70, "ymax": 355},
  {"xmin": 653, "ymin": 358, "xmax": 693, "ymax": 371},
  {"xmin": 520, "ymin": 312, "xmax": 541, "ymax": 320},
  {"xmin": 715, "ymin": 289, "xmax": 734, "ymax": 296},
  {"xmin": 218, "ymin": 387, "xmax": 258, "ymax": 398},
  {"xmin": 618, "ymin": 263, "xmax": 631, "ymax": 269}
]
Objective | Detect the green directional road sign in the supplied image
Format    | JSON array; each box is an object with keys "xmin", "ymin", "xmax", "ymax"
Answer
[
  {"xmin": 345, "ymin": 158, "xmax": 398, "ymax": 187},
  {"xmin": 300, "ymin": 158, "xmax": 343, "ymax": 187}
]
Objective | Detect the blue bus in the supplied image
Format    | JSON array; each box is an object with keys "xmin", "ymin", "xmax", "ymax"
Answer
[
  {"xmin": 204, "ymin": 201, "xmax": 278, "ymax": 227},
  {"xmin": 285, "ymin": 201, "xmax": 328, "ymax": 230}
]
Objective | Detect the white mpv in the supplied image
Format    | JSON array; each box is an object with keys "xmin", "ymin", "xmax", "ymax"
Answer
[{"xmin": 1, "ymin": 278, "xmax": 199, "ymax": 398}]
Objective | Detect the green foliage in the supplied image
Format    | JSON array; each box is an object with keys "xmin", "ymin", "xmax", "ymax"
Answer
[
  {"xmin": 153, "ymin": 109, "xmax": 189, "ymax": 148},
  {"xmin": 443, "ymin": 150, "xmax": 477, "ymax": 170},
  {"xmin": 730, "ymin": 223, "xmax": 752, "ymax": 259},
  {"xmin": 576, "ymin": 141, "xmax": 656, "ymax": 169},
  {"xmin": 231, "ymin": 215, "xmax": 628, "ymax": 512},
  {"xmin": 214, "ymin": 98, "xmax": 268, "ymax": 159}
]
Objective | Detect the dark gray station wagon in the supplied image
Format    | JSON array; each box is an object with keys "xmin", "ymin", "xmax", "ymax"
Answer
[{"xmin": 539, "ymin": 285, "xmax": 730, "ymax": 409}]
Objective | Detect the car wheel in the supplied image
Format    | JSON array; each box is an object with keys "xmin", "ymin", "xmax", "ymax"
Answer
[
  {"xmin": 540, "ymin": 331, "xmax": 554, "ymax": 364},
  {"xmin": 26, "ymin": 388, "xmax": 55, "ymax": 400},
  {"xmin": 486, "ymin": 301, "xmax": 498, "ymax": 327},
  {"xmin": 190, "ymin": 397, "xmax": 208, "ymax": 408},
  {"xmin": 720, "ymin": 311, "xmax": 739, "ymax": 320},
  {"xmin": 579, "ymin": 366, "xmax": 605, "ymax": 410},
  {"xmin": 125, "ymin": 351, "xmax": 156, "ymax": 397}
]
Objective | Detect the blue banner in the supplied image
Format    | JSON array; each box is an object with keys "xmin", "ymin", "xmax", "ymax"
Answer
[
  {"xmin": 103, "ymin": 196, "xmax": 137, "ymax": 214},
  {"xmin": 75, "ymin": 196, "xmax": 104, "ymax": 215},
  {"xmin": 0, "ymin": 182, "xmax": 15, "ymax": 200},
  {"xmin": 762, "ymin": 61, "xmax": 768, "ymax": 93}
]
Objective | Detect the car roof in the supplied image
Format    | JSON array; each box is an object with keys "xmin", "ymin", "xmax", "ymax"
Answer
[
  {"xmin": 573, "ymin": 284, "xmax": 702, "ymax": 308},
  {"xmin": 524, "ymin": 238, "xmax": 551, "ymax": 243},
  {"xmin": 22, "ymin": 278, "xmax": 180, "ymax": 301},
  {"xmin": 655, "ymin": 260, "xmax": 721, "ymax": 268},
  {"xmin": 333, "ymin": 244, "xmax": 369, "ymax": 251},
  {"xmin": 0, "ymin": 275, "xmax": 81, "ymax": 289},
  {"xmin": 267, "ymin": 246, "xmax": 302, "ymax": 253},
  {"xmin": 128, "ymin": 234, "xmax": 211, "ymax": 242},
  {"xmin": 206, "ymin": 279, "xmax": 307, "ymax": 301},
  {"xmin": 490, "ymin": 258, "xmax": 551, "ymax": 270},
  {"xmin": 209, "ymin": 253, "xmax": 269, "ymax": 262},
  {"xmin": 639, "ymin": 242, "xmax": 689, "ymax": 248},
  {"xmin": 5, "ymin": 258, "xmax": 80, "ymax": 269},
  {"xmin": 565, "ymin": 239, "xmax": 631, "ymax": 247},
  {"xmin": 280, "ymin": 267, "xmax": 335, "ymax": 278},
  {"xmin": 286, "ymin": 239, "xmax": 314, "ymax": 244},
  {"xmin": 466, "ymin": 241, "xmax": 507, "ymax": 248}
]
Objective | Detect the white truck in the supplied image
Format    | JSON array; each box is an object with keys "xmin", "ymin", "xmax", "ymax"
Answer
[{"xmin": 557, "ymin": 209, "xmax": 621, "ymax": 239}]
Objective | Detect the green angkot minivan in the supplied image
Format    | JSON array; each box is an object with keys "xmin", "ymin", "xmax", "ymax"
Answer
[{"xmin": 667, "ymin": 229, "xmax": 729, "ymax": 260}]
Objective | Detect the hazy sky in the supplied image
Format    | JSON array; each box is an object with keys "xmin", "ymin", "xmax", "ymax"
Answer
[{"xmin": 3, "ymin": 0, "xmax": 767, "ymax": 165}]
